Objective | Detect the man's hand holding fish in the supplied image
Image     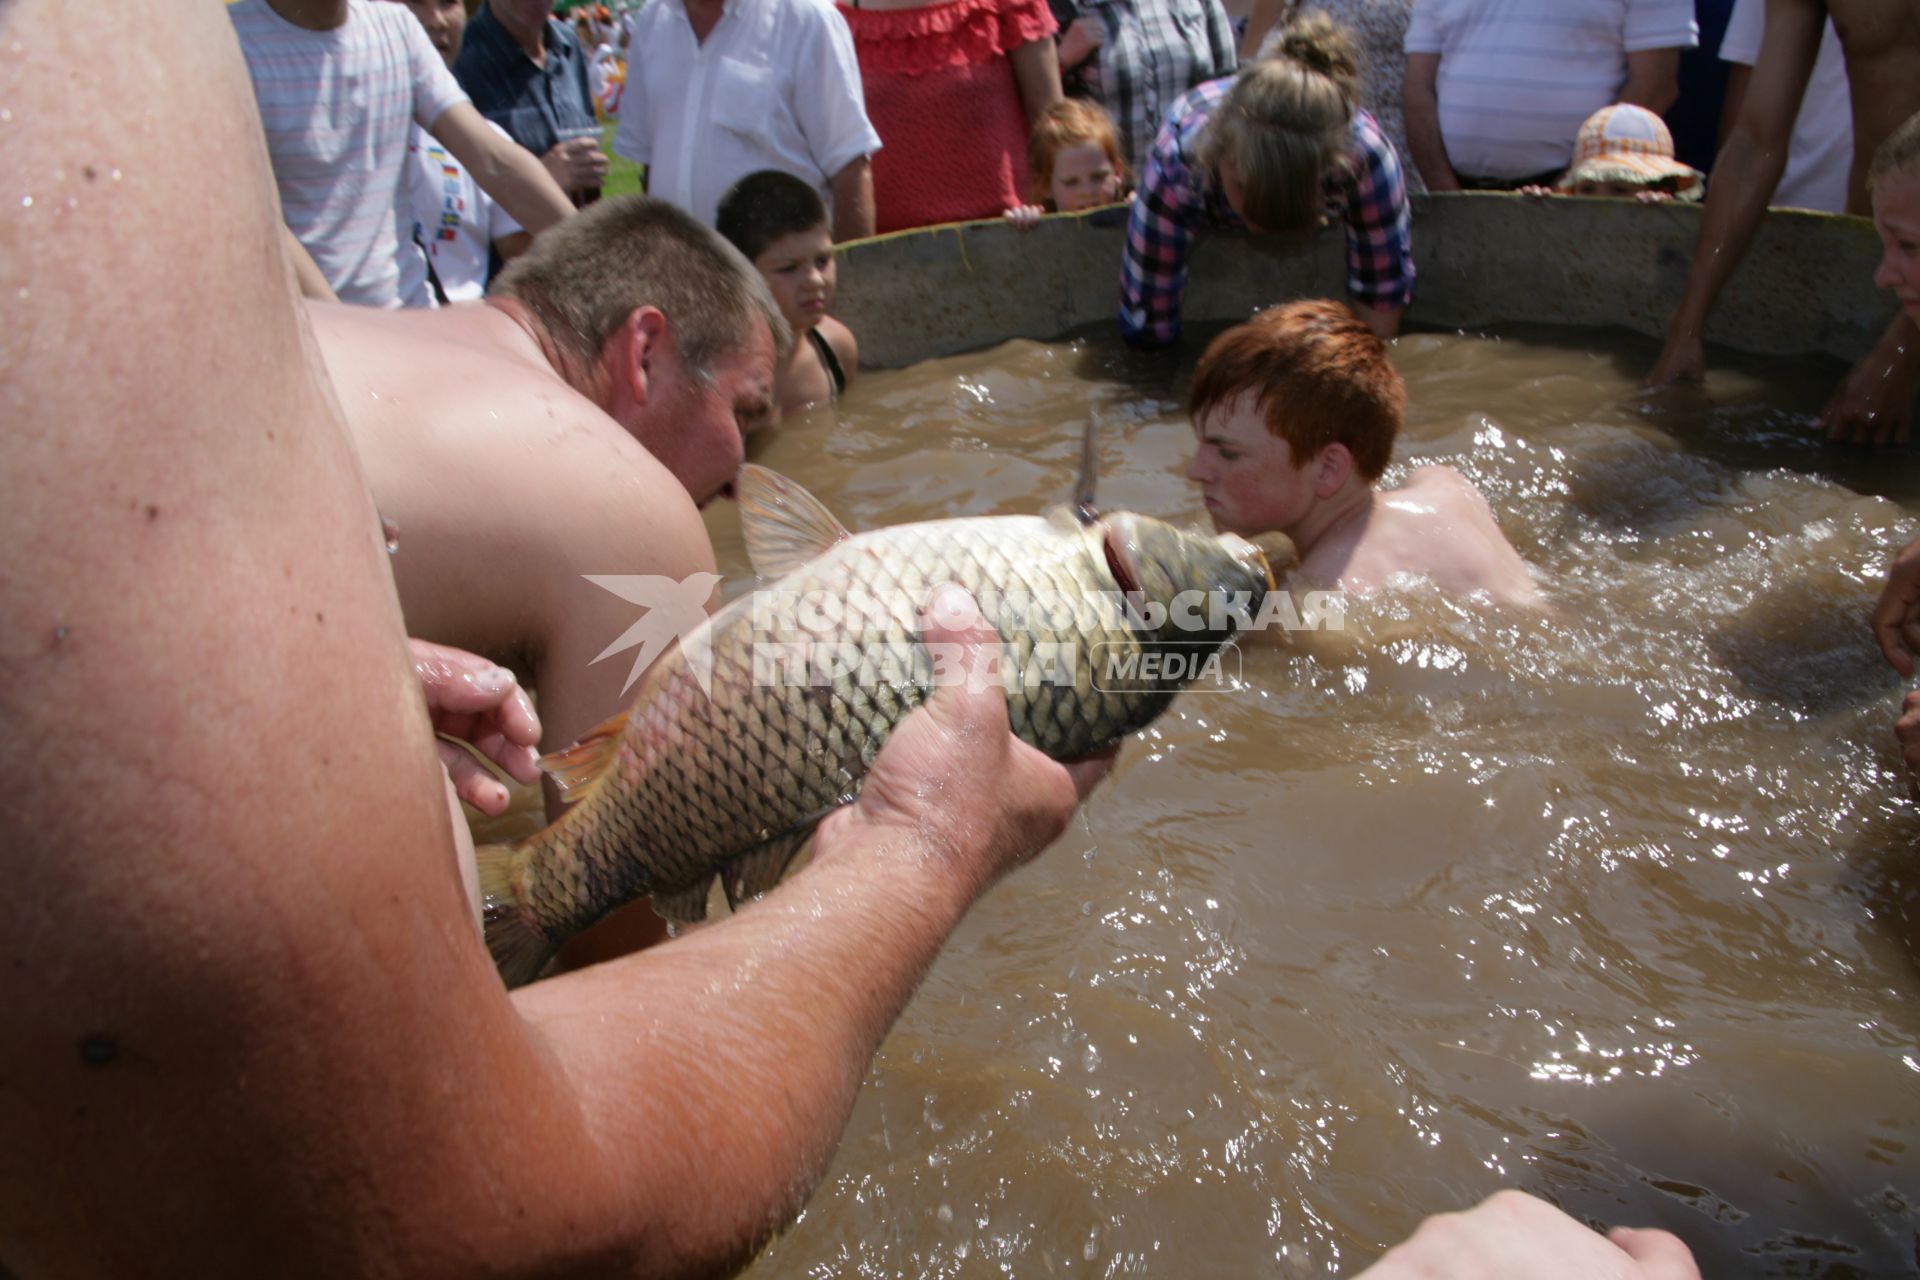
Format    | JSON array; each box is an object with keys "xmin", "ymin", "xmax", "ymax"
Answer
[{"xmin": 815, "ymin": 584, "xmax": 1118, "ymax": 900}]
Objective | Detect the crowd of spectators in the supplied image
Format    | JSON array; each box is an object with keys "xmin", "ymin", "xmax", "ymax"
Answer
[{"xmin": 232, "ymin": 0, "xmax": 1892, "ymax": 334}]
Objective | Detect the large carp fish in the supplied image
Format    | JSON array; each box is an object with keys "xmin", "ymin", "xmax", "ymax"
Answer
[{"xmin": 478, "ymin": 465, "xmax": 1277, "ymax": 986}]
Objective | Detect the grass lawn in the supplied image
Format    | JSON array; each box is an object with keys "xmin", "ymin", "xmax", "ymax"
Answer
[{"xmin": 601, "ymin": 121, "xmax": 645, "ymax": 198}]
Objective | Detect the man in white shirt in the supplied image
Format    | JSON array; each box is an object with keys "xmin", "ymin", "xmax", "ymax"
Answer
[
  {"xmin": 1402, "ymin": 0, "xmax": 1698, "ymax": 190},
  {"xmin": 231, "ymin": 0, "xmax": 572, "ymax": 306},
  {"xmin": 612, "ymin": 0, "xmax": 882, "ymax": 238},
  {"xmin": 1717, "ymin": 0, "xmax": 1850, "ymax": 212}
]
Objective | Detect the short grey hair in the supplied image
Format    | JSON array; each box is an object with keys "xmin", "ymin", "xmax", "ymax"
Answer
[{"xmin": 492, "ymin": 195, "xmax": 792, "ymax": 381}]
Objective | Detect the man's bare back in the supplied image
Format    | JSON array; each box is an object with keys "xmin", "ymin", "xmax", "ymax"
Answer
[
  {"xmin": 310, "ymin": 300, "xmax": 719, "ymax": 755},
  {"xmin": 1302, "ymin": 466, "xmax": 1542, "ymax": 608}
]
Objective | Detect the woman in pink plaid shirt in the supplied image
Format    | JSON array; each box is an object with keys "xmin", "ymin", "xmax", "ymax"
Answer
[{"xmin": 1118, "ymin": 14, "xmax": 1413, "ymax": 347}]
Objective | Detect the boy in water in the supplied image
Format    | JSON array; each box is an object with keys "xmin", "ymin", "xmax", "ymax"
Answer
[
  {"xmin": 1186, "ymin": 299, "xmax": 1541, "ymax": 607},
  {"xmin": 718, "ymin": 170, "xmax": 859, "ymax": 417}
]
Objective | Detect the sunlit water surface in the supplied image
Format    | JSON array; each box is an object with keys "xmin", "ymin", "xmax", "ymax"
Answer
[{"xmin": 689, "ymin": 326, "xmax": 1920, "ymax": 1276}]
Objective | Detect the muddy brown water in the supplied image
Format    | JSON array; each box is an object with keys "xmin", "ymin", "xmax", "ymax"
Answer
[{"xmin": 565, "ymin": 325, "xmax": 1920, "ymax": 1275}]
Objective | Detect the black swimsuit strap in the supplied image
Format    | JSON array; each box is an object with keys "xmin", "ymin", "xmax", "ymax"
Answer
[{"xmin": 807, "ymin": 326, "xmax": 847, "ymax": 398}]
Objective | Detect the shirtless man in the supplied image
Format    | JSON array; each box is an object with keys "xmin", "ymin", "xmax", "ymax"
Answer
[
  {"xmin": 1186, "ymin": 299, "xmax": 1542, "ymax": 607},
  {"xmin": 1647, "ymin": 0, "xmax": 1920, "ymax": 444},
  {"xmin": 316, "ymin": 196, "xmax": 782, "ymax": 767},
  {"xmin": 0, "ymin": 2, "xmax": 1108, "ymax": 1272}
]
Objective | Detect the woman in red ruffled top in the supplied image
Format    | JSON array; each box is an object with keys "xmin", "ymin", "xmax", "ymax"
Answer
[{"xmin": 838, "ymin": 0, "xmax": 1064, "ymax": 233}]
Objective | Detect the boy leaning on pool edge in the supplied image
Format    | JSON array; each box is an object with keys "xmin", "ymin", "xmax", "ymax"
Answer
[{"xmin": 1185, "ymin": 299, "xmax": 1542, "ymax": 611}]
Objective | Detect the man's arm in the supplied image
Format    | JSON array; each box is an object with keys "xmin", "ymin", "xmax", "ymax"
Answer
[
  {"xmin": 518, "ymin": 587, "xmax": 1111, "ymax": 1272},
  {"xmin": 2, "ymin": 4, "xmax": 1105, "ymax": 1276},
  {"xmin": 1619, "ymin": 46, "xmax": 1683, "ymax": 114},
  {"xmin": 1647, "ymin": 0, "xmax": 1821, "ymax": 385},
  {"xmin": 796, "ymin": 3, "xmax": 884, "ymax": 240},
  {"xmin": 1238, "ymin": 0, "xmax": 1291, "ymax": 61},
  {"xmin": 1059, "ymin": 14, "xmax": 1104, "ymax": 72},
  {"xmin": 1402, "ymin": 52, "xmax": 1460, "ymax": 192},
  {"xmin": 429, "ymin": 100, "xmax": 576, "ymax": 235},
  {"xmin": 1010, "ymin": 34, "xmax": 1066, "ymax": 127},
  {"xmin": 1719, "ymin": 62, "xmax": 1752, "ymax": 149},
  {"xmin": 830, "ymin": 155, "xmax": 876, "ymax": 241}
]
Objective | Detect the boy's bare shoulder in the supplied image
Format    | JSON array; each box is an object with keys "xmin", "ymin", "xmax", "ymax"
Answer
[
  {"xmin": 1397, "ymin": 464, "xmax": 1502, "ymax": 516},
  {"xmin": 1400, "ymin": 462, "xmax": 1483, "ymax": 494}
]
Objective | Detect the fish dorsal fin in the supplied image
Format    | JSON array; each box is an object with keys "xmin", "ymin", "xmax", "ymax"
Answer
[
  {"xmin": 537, "ymin": 709, "xmax": 628, "ymax": 800},
  {"xmin": 737, "ymin": 464, "xmax": 852, "ymax": 580},
  {"xmin": 1072, "ymin": 415, "xmax": 1099, "ymax": 524}
]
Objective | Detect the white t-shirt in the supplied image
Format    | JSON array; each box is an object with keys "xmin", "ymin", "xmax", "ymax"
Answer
[
  {"xmin": 231, "ymin": 0, "xmax": 468, "ymax": 307},
  {"xmin": 611, "ymin": 0, "xmax": 882, "ymax": 226},
  {"xmin": 1405, "ymin": 0, "xmax": 1699, "ymax": 181},
  {"xmin": 1718, "ymin": 0, "xmax": 1850, "ymax": 213},
  {"xmin": 397, "ymin": 122, "xmax": 525, "ymax": 308}
]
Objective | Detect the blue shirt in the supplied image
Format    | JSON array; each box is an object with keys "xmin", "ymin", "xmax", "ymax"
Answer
[{"xmin": 453, "ymin": 5, "xmax": 598, "ymax": 158}]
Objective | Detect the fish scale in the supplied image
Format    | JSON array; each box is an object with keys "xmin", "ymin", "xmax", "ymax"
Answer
[{"xmin": 476, "ymin": 468, "xmax": 1272, "ymax": 987}]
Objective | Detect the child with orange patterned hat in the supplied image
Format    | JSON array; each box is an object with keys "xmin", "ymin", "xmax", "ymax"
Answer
[{"xmin": 1522, "ymin": 104, "xmax": 1703, "ymax": 203}]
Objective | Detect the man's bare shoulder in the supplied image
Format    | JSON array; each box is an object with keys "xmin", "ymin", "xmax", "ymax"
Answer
[
  {"xmin": 312, "ymin": 302, "xmax": 690, "ymax": 508},
  {"xmin": 310, "ymin": 300, "xmax": 713, "ymax": 649}
]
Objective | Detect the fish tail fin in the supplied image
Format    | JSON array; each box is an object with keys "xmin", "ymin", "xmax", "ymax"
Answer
[{"xmin": 476, "ymin": 842, "xmax": 558, "ymax": 989}]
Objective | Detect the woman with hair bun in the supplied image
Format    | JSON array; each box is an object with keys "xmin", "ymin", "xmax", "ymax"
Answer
[{"xmin": 1118, "ymin": 14, "xmax": 1414, "ymax": 347}]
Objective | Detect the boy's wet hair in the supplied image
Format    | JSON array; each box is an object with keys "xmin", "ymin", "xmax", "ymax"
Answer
[
  {"xmin": 1870, "ymin": 108, "xmax": 1920, "ymax": 193},
  {"xmin": 493, "ymin": 195, "xmax": 791, "ymax": 379},
  {"xmin": 1028, "ymin": 99, "xmax": 1131, "ymax": 207},
  {"xmin": 1194, "ymin": 14, "xmax": 1358, "ymax": 232},
  {"xmin": 1187, "ymin": 298, "xmax": 1405, "ymax": 481},
  {"xmin": 716, "ymin": 170, "xmax": 831, "ymax": 263}
]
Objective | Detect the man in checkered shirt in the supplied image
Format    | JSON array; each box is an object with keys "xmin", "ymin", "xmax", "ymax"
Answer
[{"xmin": 1052, "ymin": 0, "xmax": 1240, "ymax": 176}]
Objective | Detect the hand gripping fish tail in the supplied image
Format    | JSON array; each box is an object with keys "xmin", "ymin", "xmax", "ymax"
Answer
[{"xmin": 478, "ymin": 466, "xmax": 1275, "ymax": 988}]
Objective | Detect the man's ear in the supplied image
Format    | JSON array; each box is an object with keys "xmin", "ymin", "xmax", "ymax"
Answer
[
  {"xmin": 608, "ymin": 306, "xmax": 671, "ymax": 406},
  {"xmin": 1312, "ymin": 442, "xmax": 1355, "ymax": 496}
]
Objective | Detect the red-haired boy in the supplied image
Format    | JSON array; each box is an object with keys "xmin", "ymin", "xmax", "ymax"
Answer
[{"xmin": 1187, "ymin": 299, "xmax": 1540, "ymax": 607}]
